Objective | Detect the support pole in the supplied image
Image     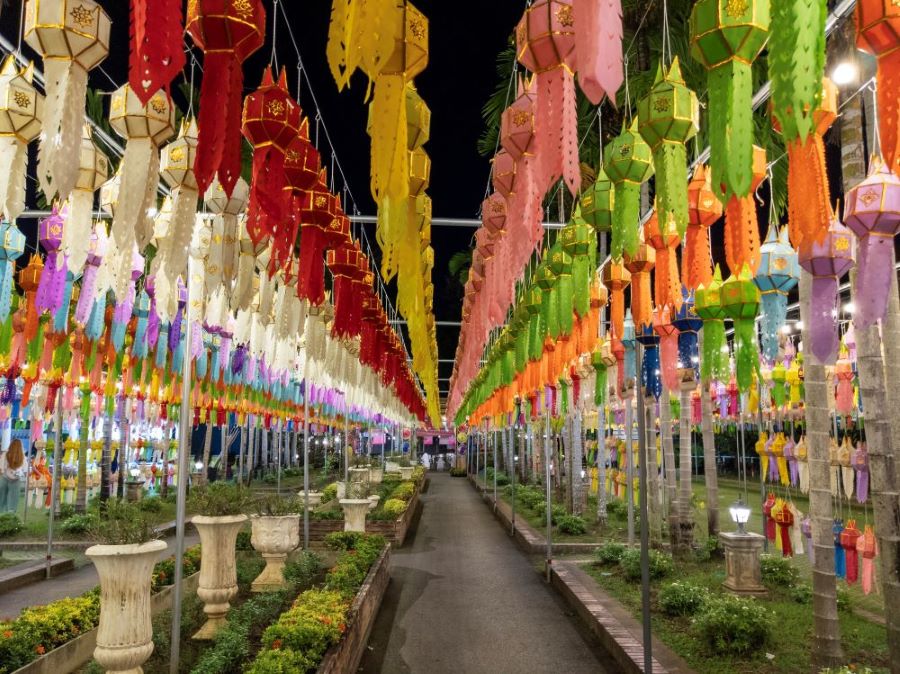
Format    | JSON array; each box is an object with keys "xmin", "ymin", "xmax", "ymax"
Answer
[
  {"xmin": 544, "ymin": 408, "xmax": 553, "ymax": 577},
  {"xmin": 625, "ymin": 392, "xmax": 635, "ymax": 546},
  {"xmin": 635, "ymin": 345, "xmax": 653, "ymax": 674},
  {"xmin": 45, "ymin": 387, "xmax": 63, "ymax": 580},
  {"xmin": 303, "ymin": 397, "xmax": 310, "ymax": 550}
]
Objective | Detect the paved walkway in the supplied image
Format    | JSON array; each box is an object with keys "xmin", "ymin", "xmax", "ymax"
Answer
[
  {"xmin": 0, "ymin": 531, "xmax": 199, "ymax": 620},
  {"xmin": 360, "ymin": 472, "xmax": 615, "ymax": 673}
]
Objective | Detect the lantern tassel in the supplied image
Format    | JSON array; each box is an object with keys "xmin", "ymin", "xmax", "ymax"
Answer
[
  {"xmin": 853, "ymin": 232, "xmax": 895, "ymax": 329},
  {"xmin": 684, "ymin": 224, "xmax": 712, "ymax": 290},
  {"xmin": 759, "ymin": 291, "xmax": 788, "ymax": 361},
  {"xmin": 113, "ymin": 137, "xmax": 159, "ymax": 251},
  {"xmin": 733, "ymin": 317, "xmax": 760, "ymax": 392},
  {"xmin": 724, "ymin": 195, "xmax": 761, "ymax": 276},
  {"xmin": 613, "ymin": 180, "xmax": 641, "ymax": 259},
  {"xmin": 656, "ymin": 143, "xmax": 689, "ymax": 238},
  {"xmin": 195, "ymin": 55, "xmax": 241, "ymax": 196},
  {"xmin": 0, "ymin": 137, "xmax": 27, "ymax": 222},
  {"xmin": 708, "ymin": 61, "xmax": 754, "ymax": 201},
  {"xmin": 808, "ymin": 275, "xmax": 841, "ymax": 363},
  {"xmin": 62, "ymin": 191, "xmax": 95, "ymax": 275},
  {"xmin": 701, "ymin": 318, "xmax": 727, "ymax": 382},
  {"xmin": 876, "ymin": 46, "xmax": 900, "ymax": 174},
  {"xmin": 574, "ymin": 0, "xmax": 623, "ymax": 104},
  {"xmin": 38, "ymin": 61, "xmax": 87, "ymax": 201},
  {"xmin": 787, "ymin": 134, "xmax": 831, "ymax": 253}
]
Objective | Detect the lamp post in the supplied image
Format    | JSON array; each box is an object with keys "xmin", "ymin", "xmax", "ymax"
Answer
[{"xmin": 721, "ymin": 498, "xmax": 766, "ymax": 596}]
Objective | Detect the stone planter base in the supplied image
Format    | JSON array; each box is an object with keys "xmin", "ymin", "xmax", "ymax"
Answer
[
  {"xmin": 298, "ymin": 491, "xmax": 323, "ymax": 509},
  {"xmin": 399, "ymin": 467, "xmax": 414, "ymax": 480},
  {"xmin": 721, "ymin": 531, "xmax": 767, "ymax": 596},
  {"xmin": 339, "ymin": 499, "xmax": 370, "ymax": 532},
  {"xmin": 192, "ymin": 514, "xmax": 248, "ymax": 640},
  {"xmin": 367, "ymin": 495, "xmax": 380, "ymax": 511},
  {"xmin": 251, "ymin": 515, "xmax": 300, "ymax": 593}
]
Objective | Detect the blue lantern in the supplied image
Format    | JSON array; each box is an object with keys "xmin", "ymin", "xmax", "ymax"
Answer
[
  {"xmin": 673, "ymin": 286, "xmax": 703, "ymax": 379},
  {"xmin": 636, "ymin": 323, "xmax": 662, "ymax": 400},
  {"xmin": 754, "ymin": 225, "xmax": 798, "ymax": 361},
  {"xmin": 622, "ymin": 309, "xmax": 636, "ymax": 383},
  {"xmin": 0, "ymin": 221, "xmax": 25, "ymax": 322}
]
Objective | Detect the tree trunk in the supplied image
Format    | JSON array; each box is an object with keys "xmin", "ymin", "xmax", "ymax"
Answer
[
  {"xmin": 572, "ymin": 412, "xmax": 585, "ymax": 515},
  {"xmin": 202, "ymin": 421, "xmax": 213, "ymax": 485},
  {"xmin": 799, "ymin": 272, "xmax": 844, "ymax": 668},
  {"xmin": 645, "ymin": 394, "xmax": 662, "ymax": 546},
  {"xmin": 678, "ymin": 385, "xmax": 695, "ymax": 551},
  {"xmin": 99, "ymin": 413, "xmax": 112, "ymax": 504},
  {"xmin": 700, "ymin": 377, "xmax": 719, "ymax": 537},
  {"xmin": 75, "ymin": 408, "xmax": 89, "ymax": 513},
  {"xmin": 661, "ymin": 387, "xmax": 678, "ymax": 543}
]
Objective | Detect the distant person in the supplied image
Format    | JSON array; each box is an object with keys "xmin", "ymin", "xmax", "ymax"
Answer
[{"xmin": 0, "ymin": 439, "xmax": 26, "ymax": 513}]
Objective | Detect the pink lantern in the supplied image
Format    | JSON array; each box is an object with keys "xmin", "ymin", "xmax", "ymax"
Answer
[
  {"xmin": 842, "ymin": 157, "xmax": 900, "ymax": 328},
  {"xmin": 516, "ymin": 0, "xmax": 580, "ymax": 195},
  {"xmin": 481, "ymin": 193, "xmax": 507, "ymax": 238},
  {"xmin": 798, "ymin": 214, "xmax": 855, "ymax": 364},
  {"xmin": 492, "ymin": 149, "xmax": 517, "ymax": 199},
  {"xmin": 574, "ymin": 0, "xmax": 623, "ymax": 104},
  {"xmin": 500, "ymin": 77, "xmax": 536, "ymax": 161}
]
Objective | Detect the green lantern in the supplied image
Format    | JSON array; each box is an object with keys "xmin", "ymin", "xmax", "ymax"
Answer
[
  {"xmin": 690, "ymin": 0, "xmax": 770, "ymax": 201},
  {"xmin": 720, "ymin": 265, "xmax": 761, "ymax": 392},
  {"xmin": 637, "ymin": 58, "xmax": 699, "ymax": 238},
  {"xmin": 548, "ymin": 243, "xmax": 574, "ymax": 338},
  {"xmin": 525, "ymin": 285, "xmax": 545, "ymax": 362},
  {"xmin": 562, "ymin": 220, "xmax": 594, "ymax": 318},
  {"xmin": 603, "ymin": 118, "xmax": 655, "ymax": 259},
  {"xmin": 579, "ymin": 169, "xmax": 615, "ymax": 233},
  {"xmin": 694, "ymin": 264, "xmax": 728, "ymax": 383}
]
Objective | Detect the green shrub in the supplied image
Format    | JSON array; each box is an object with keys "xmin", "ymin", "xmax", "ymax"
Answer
[
  {"xmin": 516, "ymin": 486, "xmax": 545, "ymax": 509},
  {"xmin": 0, "ymin": 513, "xmax": 22, "ymax": 538},
  {"xmin": 534, "ymin": 501, "xmax": 567, "ymax": 524},
  {"xmin": 60, "ymin": 514, "xmax": 95, "ymax": 535},
  {"xmin": 56, "ymin": 503, "xmax": 76, "ymax": 520},
  {"xmin": 449, "ymin": 468, "xmax": 467, "ymax": 477},
  {"xmin": 381, "ymin": 498, "xmax": 407, "ymax": 519},
  {"xmin": 594, "ymin": 542, "xmax": 627, "ymax": 566},
  {"xmin": 556, "ymin": 515, "xmax": 587, "ymax": 535},
  {"xmin": 693, "ymin": 536, "xmax": 719, "ymax": 562},
  {"xmin": 236, "ymin": 529, "xmax": 253, "ymax": 550},
  {"xmin": 390, "ymin": 481, "xmax": 416, "ymax": 502},
  {"xmin": 311, "ymin": 508, "xmax": 342, "ymax": 521},
  {"xmin": 606, "ymin": 499, "xmax": 627, "ymax": 517},
  {"xmin": 836, "ymin": 586, "xmax": 851, "ymax": 612},
  {"xmin": 321, "ymin": 483, "xmax": 338, "ymax": 503},
  {"xmin": 151, "ymin": 545, "xmax": 202, "ymax": 592},
  {"xmin": 89, "ymin": 500, "xmax": 158, "ymax": 545},
  {"xmin": 412, "ymin": 465, "xmax": 426, "ymax": 483},
  {"xmin": 282, "ymin": 467, "xmax": 301, "ymax": 478},
  {"xmin": 789, "ymin": 583, "xmax": 812, "ymax": 604},
  {"xmin": 760, "ymin": 554, "xmax": 799, "ymax": 588},
  {"xmin": 253, "ymin": 494, "xmax": 303, "ymax": 516},
  {"xmin": 188, "ymin": 483, "xmax": 250, "ymax": 516},
  {"xmin": 259, "ymin": 589, "xmax": 349, "ymax": 661},
  {"xmin": 659, "ymin": 582, "xmax": 709, "ymax": 616},
  {"xmin": 324, "ymin": 531, "xmax": 364, "ymax": 551},
  {"xmin": 619, "ymin": 548, "xmax": 673, "ymax": 581},
  {"xmin": 693, "ymin": 594, "xmax": 773, "ymax": 655},
  {"xmin": 137, "ymin": 497, "xmax": 163, "ymax": 513},
  {"xmin": 494, "ymin": 471, "xmax": 510, "ymax": 486},
  {"xmin": 245, "ymin": 648, "xmax": 317, "ymax": 674},
  {"xmin": 283, "ymin": 551, "xmax": 321, "ymax": 589}
]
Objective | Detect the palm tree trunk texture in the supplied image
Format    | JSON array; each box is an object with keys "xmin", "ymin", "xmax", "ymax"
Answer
[
  {"xmin": 99, "ymin": 413, "xmax": 112, "ymax": 504},
  {"xmin": 645, "ymin": 393, "xmax": 662, "ymax": 546},
  {"xmin": 678, "ymin": 385, "xmax": 695, "ymax": 551},
  {"xmin": 661, "ymin": 386, "xmax": 679, "ymax": 543},
  {"xmin": 700, "ymin": 377, "xmax": 720, "ymax": 537},
  {"xmin": 882, "ymin": 262, "xmax": 900, "ymax": 490},
  {"xmin": 202, "ymin": 421, "xmax": 213, "ymax": 485},
  {"xmin": 75, "ymin": 408, "xmax": 89, "ymax": 513},
  {"xmin": 799, "ymin": 272, "xmax": 845, "ymax": 667}
]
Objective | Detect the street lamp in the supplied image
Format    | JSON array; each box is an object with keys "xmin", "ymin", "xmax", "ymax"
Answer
[{"xmin": 729, "ymin": 498, "xmax": 752, "ymax": 535}]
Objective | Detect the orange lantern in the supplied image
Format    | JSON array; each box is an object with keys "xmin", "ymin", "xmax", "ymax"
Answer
[{"xmin": 684, "ymin": 164, "xmax": 722, "ymax": 290}]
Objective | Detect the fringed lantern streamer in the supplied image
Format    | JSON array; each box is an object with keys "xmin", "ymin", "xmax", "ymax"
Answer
[
  {"xmin": 695, "ymin": 266, "xmax": 729, "ymax": 383},
  {"xmin": 186, "ymin": 0, "xmax": 265, "ymax": 197},
  {"xmin": 645, "ymin": 211, "xmax": 682, "ymax": 313},
  {"xmin": 242, "ymin": 68, "xmax": 300, "ymax": 248},
  {"xmin": 0, "ymin": 57, "xmax": 43, "ymax": 222},
  {"xmin": 326, "ymin": 0, "xmax": 399, "ymax": 91},
  {"xmin": 25, "ymin": 0, "xmax": 111, "ymax": 202},
  {"xmin": 128, "ymin": 0, "xmax": 185, "ymax": 104},
  {"xmin": 62, "ymin": 125, "xmax": 107, "ymax": 275},
  {"xmin": 689, "ymin": 0, "xmax": 769, "ymax": 202},
  {"xmin": 601, "ymin": 259, "xmax": 630, "ymax": 342},
  {"xmin": 18, "ymin": 254, "xmax": 43, "ymax": 343},
  {"xmin": 35, "ymin": 208, "xmax": 67, "ymax": 315},
  {"xmin": 623, "ymin": 238, "xmax": 655, "ymax": 330},
  {"xmin": 75, "ymin": 226, "xmax": 104, "ymax": 325},
  {"xmin": 592, "ymin": 350, "xmax": 609, "ymax": 407},
  {"xmin": 723, "ymin": 145, "xmax": 766, "ymax": 276},
  {"xmin": 856, "ymin": 1, "xmax": 900, "ymax": 174},
  {"xmin": 654, "ymin": 306, "xmax": 680, "ymax": 392},
  {"xmin": 782, "ymin": 80, "xmax": 837, "ymax": 253},
  {"xmin": 0, "ymin": 222, "xmax": 24, "ymax": 323},
  {"xmin": 574, "ymin": 0, "xmax": 623, "ymax": 104},
  {"xmin": 622, "ymin": 311, "xmax": 636, "ymax": 385},
  {"xmin": 604, "ymin": 119, "xmax": 654, "ymax": 259},
  {"xmin": 799, "ymin": 214, "xmax": 855, "ymax": 364},
  {"xmin": 204, "ymin": 177, "xmax": 249, "ymax": 301},
  {"xmin": 637, "ymin": 324, "xmax": 662, "ymax": 400},
  {"xmin": 684, "ymin": 165, "xmax": 722, "ymax": 290},
  {"xmin": 298, "ymin": 179, "xmax": 345, "ymax": 307},
  {"xmin": 721, "ymin": 266, "xmax": 761, "ymax": 392},
  {"xmin": 843, "ymin": 158, "xmax": 900, "ymax": 328},
  {"xmin": 516, "ymin": 0, "xmax": 581, "ymax": 195},
  {"xmin": 637, "ymin": 59, "xmax": 698, "ymax": 238},
  {"xmin": 755, "ymin": 225, "xmax": 799, "ymax": 361},
  {"xmin": 673, "ymin": 288, "xmax": 702, "ymax": 380}
]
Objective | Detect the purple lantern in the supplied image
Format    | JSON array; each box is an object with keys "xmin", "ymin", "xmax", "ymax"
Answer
[
  {"xmin": 75, "ymin": 228, "xmax": 103, "ymax": 325},
  {"xmin": 35, "ymin": 206, "xmax": 68, "ymax": 314},
  {"xmin": 843, "ymin": 158, "xmax": 900, "ymax": 328},
  {"xmin": 799, "ymin": 214, "xmax": 855, "ymax": 364}
]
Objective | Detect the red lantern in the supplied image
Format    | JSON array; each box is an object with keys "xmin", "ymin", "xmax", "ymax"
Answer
[
  {"xmin": 242, "ymin": 67, "xmax": 301, "ymax": 248},
  {"xmin": 186, "ymin": 0, "xmax": 265, "ymax": 196},
  {"xmin": 327, "ymin": 242, "xmax": 365, "ymax": 340},
  {"xmin": 297, "ymin": 175, "xmax": 348, "ymax": 306},
  {"xmin": 129, "ymin": 0, "xmax": 186, "ymax": 105}
]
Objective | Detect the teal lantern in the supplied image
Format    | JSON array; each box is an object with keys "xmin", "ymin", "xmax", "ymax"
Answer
[
  {"xmin": 0, "ymin": 220, "xmax": 25, "ymax": 322},
  {"xmin": 754, "ymin": 225, "xmax": 798, "ymax": 361}
]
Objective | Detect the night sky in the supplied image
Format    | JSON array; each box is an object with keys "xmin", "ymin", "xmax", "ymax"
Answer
[{"xmin": 1, "ymin": 1, "xmax": 526, "ymax": 405}]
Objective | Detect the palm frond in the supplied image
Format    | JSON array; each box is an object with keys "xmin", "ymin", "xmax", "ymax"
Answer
[{"xmin": 477, "ymin": 42, "xmax": 517, "ymax": 158}]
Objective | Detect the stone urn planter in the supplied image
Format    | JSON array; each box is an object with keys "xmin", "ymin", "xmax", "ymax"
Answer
[
  {"xmin": 399, "ymin": 466, "xmax": 414, "ymax": 480},
  {"xmin": 297, "ymin": 491, "xmax": 323, "ymax": 509},
  {"xmin": 336, "ymin": 481, "xmax": 346, "ymax": 499},
  {"xmin": 348, "ymin": 467, "xmax": 369, "ymax": 485},
  {"xmin": 340, "ymin": 499, "xmax": 370, "ymax": 532},
  {"xmin": 368, "ymin": 465, "xmax": 384, "ymax": 485},
  {"xmin": 385, "ymin": 461, "xmax": 400, "ymax": 473},
  {"xmin": 250, "ymin": 515, "xmax": 300, "ymax": 592},
  {"xmin": 368, "ymin": 494, "xmax": 381, "ymax": 511},
  {"xmin": 86, "ymin": 539, "xmax": 167, "ymax": 674},
  {"xmin": 192, "ymin": 514, "xmax": 248, "ymax": 640}
]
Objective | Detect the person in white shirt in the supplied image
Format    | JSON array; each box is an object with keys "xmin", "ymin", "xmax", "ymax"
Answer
[{"xmin": 0, "ymin": 439, "xmax": 26, "ymax": 513}]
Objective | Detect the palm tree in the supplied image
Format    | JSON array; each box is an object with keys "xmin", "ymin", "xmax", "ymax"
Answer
[
  {"xmin": 447, "ymin": 250, "xmax": 472, "ymax": 298},
  {"xmin": 699, "ymin": 333, "xmax": 719, "ymax": 537}
]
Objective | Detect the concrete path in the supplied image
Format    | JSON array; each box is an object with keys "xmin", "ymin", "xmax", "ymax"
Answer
[
  {"xmin": 360, "ymin": 472, "xmax": 616, "ymax": 674},
  {"xmin": 0, "ymin": 531, "xmax": 200, "ymax": 620}
]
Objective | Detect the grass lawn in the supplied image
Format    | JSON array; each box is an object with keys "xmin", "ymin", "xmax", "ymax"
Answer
[{"xmin": 583, "ymin": 555, "xmax": 889, "ymax": 673}]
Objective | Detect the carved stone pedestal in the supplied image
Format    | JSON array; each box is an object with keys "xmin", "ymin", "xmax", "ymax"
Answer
[
  {"xmin": 721, "ymin": 531, "xmax": 767, "ymax": 596},
  {"xmin": 340, "ymin": 499, "xmax": 370, "ymax": 532}
]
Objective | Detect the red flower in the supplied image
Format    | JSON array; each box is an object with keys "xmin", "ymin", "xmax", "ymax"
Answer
[
  {"xmin": 2, "ymin": 630, "xmax": 12, "ymax": 639},
  {"xmin": 271, "ymin": 639, "xmax": 282, "ymax": 650},
  {"xmin": 339, "ymin": 623, "xmax": 346, "ymax": 634},
  {"xmin": 35, "ymin": 644, "xmax": 45, "ymax": 655},
  {"xmin": 321, "ymin": 616, "xmax": 332, "ymax": 625}
]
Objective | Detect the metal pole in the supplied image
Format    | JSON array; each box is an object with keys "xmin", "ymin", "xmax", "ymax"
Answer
[
  {"xmin": 756, "ymin": 375, "xmax": 767, "ymax": 552},
  {"xmin": 343, "ymin": 419, "xmax": 349, "ymax": 484},
  {"xmin": 276, "ymin": 419, "xmax": 282, "ymax": 496},
  {"xmin": 169, "ymin": 258, "xmax": 194, "ymax": 673},
  {"xmin": 303, "ymin": 397, "xmax": 310, "ymax": 549},
  {"xmin": 598, "ymin": 397, "xmax": 607, "ymax": 523},
  {"xmin": 635, "ymin": 345, "xmax": 653, "ymax": 674},
  {"xmin": 511, "ymin": 425, "xmax": 516, "ymax": 535},
  {"xmin": 238, "ymin": 419, "xmax": 246, "ymax": 487},
  {"xmin": 45, "ymin": 387, "xmax": 63, "ymax": 580},
  {"xmin": 625, "ymin": 395, "xmax": 635, "ymax": 547},
  {"xmin": 544, "ymin": 409, "xmax": 553, "ymax": 577},
  {"xmin": 492, "ymin": 427, "xmax": 498, "ymax": 506}
]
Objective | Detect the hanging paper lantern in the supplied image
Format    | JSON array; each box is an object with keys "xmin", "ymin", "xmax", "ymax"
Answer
[
  {"xmin": 799, "ymin": 213, "xmax": 855, "ymax": 364},
  {"xmin": 720, "ymin": 266, "xmax": 761, "ymax": 392},
  {"xmin": 843, "ymin": 158, "xmax": 900, "ymax": 328},
  {"xmin": 856, "ymin": 0, "xmax": 900, "ymax": 174},
  {"xmin": 24, "ymin": 0, "xmax": 111, "ymax": 201},
  {"xmin": 603, "ymin": 118, "xmax": 654, "ymax": 259},
  {"xmin": 0, "ymin": 57, "xmax": 43, "ymax": 222},
  {"xmin": 328, "ymin": 243, "xmax": 365, "ymax": 340},
  {"xmin": 653, "ymin": 305, "xmax": 680, "ymax": 392},
  {"xmin": 673, "ymin": 287, "xmax": 703, "ymax": 380},
  {"xmin": 574, "ymin": 0, "xmax": 623, "ymax": 104},
  {"xmin": 623, "ymin": 237, "xmax": 655, "ymax": 330},
  {"xmin": 75, "ymin": 225, "xmax": 105, "ymax": 325},
  {"xmin": 516, "ymin": 0, "xmax": 580, "ymax": 194},
  {"xmin": 683, "ymin": 164, "xmax": 722, "ymax": 290},
  {"xmin": 204, "ymin": 176, "xmax": 249, "ymax": 303},
  {"xmin": 637, "ymin": 59, "xmax": 699, "ymax": 238},
  {"xmin": 754, "ymin": 225, "xmax": 799, "ymax": 361},
  {"xmin": 298, "ymin": 174, "xmax": 347, "ymax": 306},
  {"xmin": 776, "ymin": 78, "xmax": 838, "ymax": 254},
  {"xmin": 0, "ymin": 221, "xmax": 25, "ymax": 323},
  {"xmin": 129, "ymin": 0, "xmax": 186, "ymax": 105},
  {"xmin": 645, "ymin": 210, "xmax": 682, "ymax": 313},
  {"xmin": 61, "ymin": 125, "xmax": 107, "ymax": 276},
  {"xmin": 18, "ymin": 253, "xmax": 43, "ymax": 343},
  {"xmin": 242, "ymin": 67, "xmax": 301, "ymax": 249},
  {"xmin": 695, "ymin": 265, "xmax": 728, "ymax": 383},
  {"xmin": 186, "ymin": 0, "xmax": 265, "ymax": 196},
  {"xmin": 723, "ymin": 145, "xmax": 766, "ymax": 276},
  {"xmin": 35, "ymin": 207, "xmax": 67, "ymax": 316},
  {"xmin": 689, "ymin": 0, "xmax": 769, "ymax": 202},
  {"xmin": 155, "ymin": 119, "xmax": 200, "ymax": 322},
  {"xmin": 580, "ymin": 170, "xmax": 614, "ymax": 233},
  {"xmin": 636, "ymin": 323, "xmax": 662, "ymax": 400},
  {"xmin": 601, "ymin": 258, "xmax": 631, "ymax": 342}
]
